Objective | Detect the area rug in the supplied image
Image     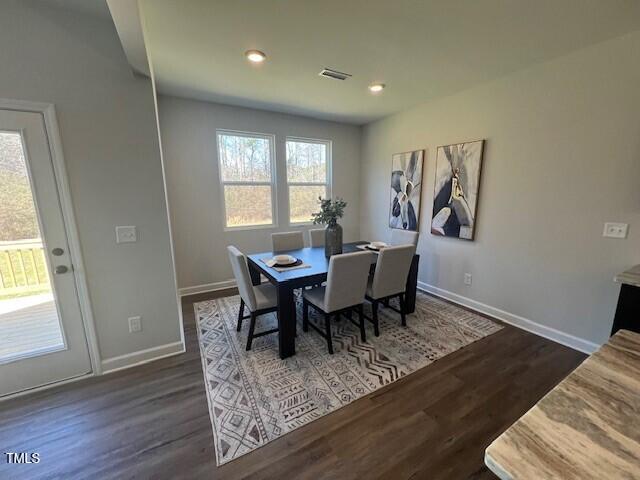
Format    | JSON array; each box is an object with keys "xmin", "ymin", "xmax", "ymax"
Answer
[{"xmin": 195, "ymin": 291, "xmax": 502, "ymax": 465}]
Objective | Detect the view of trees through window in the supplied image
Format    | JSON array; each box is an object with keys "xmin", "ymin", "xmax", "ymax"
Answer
[
  {"xmin": 218, "ymin": 133, "xmax": 274, "ymax": 227},
  {"xmin": 216, "ymin": 132, "xmax": 330, "ymax": 228},
  {"xmin": 286, "ymin": 139, "xmax": 329, "ymax": 223}
]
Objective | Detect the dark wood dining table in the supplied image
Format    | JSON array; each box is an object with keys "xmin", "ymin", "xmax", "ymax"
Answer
[{"xmin": 246, "ymin": 241, "xmax": 420, "ymax": 359}]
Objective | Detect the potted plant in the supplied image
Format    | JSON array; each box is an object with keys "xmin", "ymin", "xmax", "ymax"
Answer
[{"xmin": 311, "ymin": 197, "xmax": 347, "ymax": 257}]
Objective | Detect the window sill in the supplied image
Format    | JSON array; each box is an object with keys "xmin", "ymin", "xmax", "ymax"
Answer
[
  {"xmin": 289, "ymin": 221, "xmax": 316, "ymax": 227},
  {"xmin": 223, "ymin": 223, "xmax": 278, "ymax": 232}
]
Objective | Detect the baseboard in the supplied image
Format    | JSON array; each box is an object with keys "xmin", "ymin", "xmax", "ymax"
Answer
[
  {"xmin": 417, "ymin": 281, "xmax": 599, "ymax": 354},
  {"xmin": 100, "ymin": 341, "xmax": 186, "ymax": 374},
  {"xmin": 178, "ymin": 279, "xmax": 236, "ymax": 297}
]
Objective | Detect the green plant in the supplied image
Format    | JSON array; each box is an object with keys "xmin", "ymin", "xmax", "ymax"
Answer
[{"xmin": 311, "ymin": 197, "xmax": 347, "ymax": 225}]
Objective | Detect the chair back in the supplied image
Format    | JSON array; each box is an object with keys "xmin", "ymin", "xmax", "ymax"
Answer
[
  {"xmin": 272, "ymin": 231, "xmax": 304, "ymax": 252},
  {"xmin": 309, "ymin": 228, "xmax": 325, "ymax": 248},
  {"xmin": 390, "ymin": 229, "xmax": 419, "ymax": 246},
  {"xmin": 371, "ymin": 244, "xmax": 415, "ymax": 299},
  {"xmin": 227, "ymin": 246, "xmax": 257, "ymax": 311},
  {"xmin": 324, "ymin": 251, "xmax": 372, "ymax": 312}
]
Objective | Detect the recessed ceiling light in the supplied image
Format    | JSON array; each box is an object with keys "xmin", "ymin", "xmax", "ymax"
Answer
[
  {"xmin": 368, "ymin": 83, "xmax": 385, "ymax": 93},
  {"xmin": 245, "ymin": 50, "xmax": 266, "ymax": 63}
]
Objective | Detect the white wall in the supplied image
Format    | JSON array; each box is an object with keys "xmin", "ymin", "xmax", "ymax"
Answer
[
  {"xmin": 158, "ymin": 96, "xmax": 362, "ymax": 291},
  {"xmin": 360, "ymin": 31, "xmax": 640, "ymax": 348},
  {"xmin": 0, "ymin": 1, "xmax": 182, "ymax": 363}
]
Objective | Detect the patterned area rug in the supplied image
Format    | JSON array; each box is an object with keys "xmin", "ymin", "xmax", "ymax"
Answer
[{"xmin": 195, "ymin": 291, "xmax": 502, "ymax": 465}]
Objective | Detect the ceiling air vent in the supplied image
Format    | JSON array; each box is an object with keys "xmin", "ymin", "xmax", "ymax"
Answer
[{"xmin": 318, "ymin": 68, "xmax": 352, "ymax": 81}]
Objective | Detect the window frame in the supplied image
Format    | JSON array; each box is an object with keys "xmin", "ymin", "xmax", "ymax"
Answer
[
  {"xmin": 285, "ymin": 136, "xmax": 332, "ymax": 226},
  {"xmin": 216, "ymin": 129, "xmax": 278, "ymax": 231}
]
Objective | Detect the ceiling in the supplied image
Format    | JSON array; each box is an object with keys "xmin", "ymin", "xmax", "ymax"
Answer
[{"xmin": 121, "ymin": 1, "xmax": 640, "ymax": 124}]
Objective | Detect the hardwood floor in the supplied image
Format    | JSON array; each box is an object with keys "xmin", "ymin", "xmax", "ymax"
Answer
[{"xmin": 0, "ymin": 289, "xmax": 586, "ymax": 479}]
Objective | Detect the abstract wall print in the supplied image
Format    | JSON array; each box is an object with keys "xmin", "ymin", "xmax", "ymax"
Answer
[
  {"xmin": 389, "ymin": 150, "xmax": 424, "ymax": 231},
  {"xmin": 431, "ymin": 140, "xmax": 484, "ymax": 240}
]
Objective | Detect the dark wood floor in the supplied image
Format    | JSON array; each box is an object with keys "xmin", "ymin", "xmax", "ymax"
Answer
[{"xmin": 0, "ymin": 289, "xmax": 586, "ymax": 479}]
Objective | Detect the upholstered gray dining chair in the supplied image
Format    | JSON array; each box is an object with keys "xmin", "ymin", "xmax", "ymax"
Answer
[
  {"xmin": 272, "ymin": 231, "xmax": 304, "ymax": 251},
  {"xmin": 308, "ymin": 228, "xmax": 325, "ymax": 248},
  {"xmin": 365, "ymin": 244, "xmax": 416, "ymax": 335},
  {"xmin": 390, "ymin": 229, "xmax": 419, "ymax": 246},
  {"xmin": 302, "ymin": 250, "xmax": 372, "ymax": 353},
  {"xmin": 227, "ymin": 246, "xmax": 278, "ymax": 351}
]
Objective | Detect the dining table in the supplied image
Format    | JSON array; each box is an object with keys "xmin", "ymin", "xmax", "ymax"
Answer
[{"xmin": 246, "ymin": 241, "xmax": 420, "ymax": 359}]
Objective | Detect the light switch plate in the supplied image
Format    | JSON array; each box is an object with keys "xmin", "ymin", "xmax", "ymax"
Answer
[
  {"xmin": 116, "ymin": 225, "xmax": 137, "ymax": 244},
  {"xmin": 603, "ymin": 222, "xmax": 628, "ymax": 239}
]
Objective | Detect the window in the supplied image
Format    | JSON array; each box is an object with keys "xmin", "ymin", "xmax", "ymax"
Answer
[
  {"xmin": 217, "ymin": 131, "xmax": 276, "ymax": 229},
  {"xmin": 286, "ymin": 138, "xmax": 331, "ymax": 224}
]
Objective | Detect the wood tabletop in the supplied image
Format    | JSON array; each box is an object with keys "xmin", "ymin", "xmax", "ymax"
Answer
[{"xmin": 485, "ymin": 329, "xmax": 640, "ymax": 479}]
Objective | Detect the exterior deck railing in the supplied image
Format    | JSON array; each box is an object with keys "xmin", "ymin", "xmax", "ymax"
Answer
[{"xmin": 0, "ymin": 239, "xmax": 50, "ymax": 298}]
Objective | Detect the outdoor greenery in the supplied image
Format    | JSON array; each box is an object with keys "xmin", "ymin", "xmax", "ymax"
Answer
[
  {"xmin": 219, "ymin": 134, "xmax": 273, "ymax": 227},
  {"xmin": 287, "ymin": 140, "xmax": 328, "ymax": 223},
  {"xmin": 289, "ymin": 185, "xmax": 327, "ymax": 223},
  {"xmin": 0, "ymin": 133, "xmax": 49, "ymax": 300},
  {"xmin": 224, "ymin": 185, "xmax": 273, "ymax": 227},
  {"xmin": 0, "ymin": 249, "xmax": 50, "ymax": 300},
  {"xmin": 0, "ymin": 170, "xmax": 39, "ymax": 241},
  {"xmin": 311, "ymin": 197, "xmax": 347, "ymax": 225},
  {"xmin": 223, "ymin": 185, "xmax": 329, "ymax": 226},
  {"xmin": 286, "ymin": 140, "xmax": 326, "ymax": 183},
  {"xmin": 218, "ymin": 134, "xmax": 330, "ymax": 226},
  {"xmin": 0, "ymin": 133, "xmax": 40, "ymax": 242},
  {"xmin": 219, "ymin": 134, "xmax": 271, "ymax": 182}
]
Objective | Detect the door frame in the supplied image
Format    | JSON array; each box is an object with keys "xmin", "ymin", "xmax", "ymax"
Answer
[{"xmin": 0, "ymin": 98, "xmax": 101, "ymax": 380}]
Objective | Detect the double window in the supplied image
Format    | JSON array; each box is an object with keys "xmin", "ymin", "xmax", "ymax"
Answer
[{"xmin": 216, "ymin": 131, "xmax": 331, "ymax": 229}]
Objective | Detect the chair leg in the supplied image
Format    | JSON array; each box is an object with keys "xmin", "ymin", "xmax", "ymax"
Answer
[
  {"xmin": 325, "ymin": 313, "xmax": 334, "ymax": 354},
  {"xmin": 303, "ymin": 298, "xmax": 309, "ymax": 332},
  {"xmin": 399, "ymin": 293, "xmax": 406, "ymax": 327},
  {"xmin": 237, "ymin": 298, "xmax": 245, "ymax": 332},
  {"xmin": 246, "ymin": 312, "xmax": 257, "ymax": 351},
  {"xmin": 357, "ymin": 305, "xmax": 366, "ymax": 342},
  {"xmin": 372, "ymin": 301, "xmax": 380, "ymax": 336}
]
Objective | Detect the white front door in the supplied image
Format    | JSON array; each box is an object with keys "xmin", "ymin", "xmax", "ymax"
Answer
[{"xmin": 0, "ymin": 108, "xmax": 91, "ymax": 397}]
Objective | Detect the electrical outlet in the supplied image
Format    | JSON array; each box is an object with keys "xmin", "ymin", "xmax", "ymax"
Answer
[
  {"xmin": 116, "ymin": 225, "xmax": 137, "ymax": 244},
  {"xmin": 603, "ymin": 222, "xmax": 628, "ymax": 239},
  {"xmin": 128, "ymin": 316, "xmax": 142, "ymax": 333},
  {"xmin": 464, "ymin": 273, "xmax": 472, "ymax": 286}
]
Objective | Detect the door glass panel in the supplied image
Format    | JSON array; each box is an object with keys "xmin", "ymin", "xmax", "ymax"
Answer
[{"xmin": 0, "ymin": 131, "xmax": 64, "ymax": 362}]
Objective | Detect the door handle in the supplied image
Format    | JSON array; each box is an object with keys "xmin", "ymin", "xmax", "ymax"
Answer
[
  {"xmin": 55, "ymin": 265, "xmax": 69, "ymax": 274},
  {"xmin": 51, "ymin": 247, "xmax": 64, "ymax": 256}
]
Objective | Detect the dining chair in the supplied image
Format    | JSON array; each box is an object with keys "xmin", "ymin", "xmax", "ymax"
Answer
[
  {"xmin": 272, "ymin": 231, "xmax": 304, "ymax": 252},
  {"xmin": 365, "ymin": 244, "xmax": 416, "ymax": 335},
  {"xmin": 227, "ymin": 246, "xmax": 279, "ymax": 351},
  {"xmin": 309, "ymin": 228, "xmax": 325, "ymax": 248},
  {"xmin": 390, "ymin": 229, "xmax": 419, "ymax": 246},
  {"xmin": 302, "ymin": 250, "xmax": 372, "ymax": 353}
]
